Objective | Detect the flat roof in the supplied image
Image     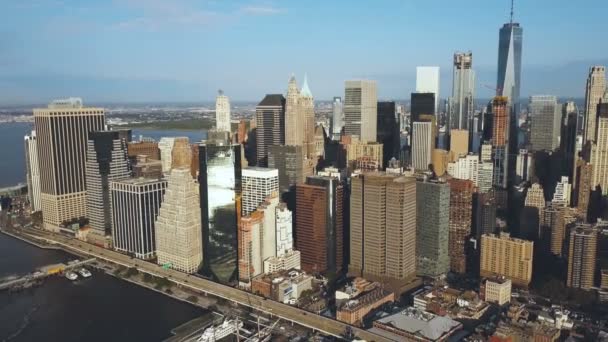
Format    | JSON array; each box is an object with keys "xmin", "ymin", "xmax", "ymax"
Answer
[{"xmin": 370, "ymin": 307, "xmax": 461, "ymax": 341}]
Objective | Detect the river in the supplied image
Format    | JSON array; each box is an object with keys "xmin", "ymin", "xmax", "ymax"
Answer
[{"xmin": 0, "ymin": 233, "xmax": 208, "ymax": 342}]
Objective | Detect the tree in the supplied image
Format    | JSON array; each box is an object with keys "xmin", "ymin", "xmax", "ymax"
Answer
[
  {"xmin": 124, "ymin": 267, "xmax": 139, "ymax": 278},
  {"xmin": 142, "ymin": 273, "xmax": 153, "ymax": 283},
  {"xmin": 187, "ymin": 295, "xmax": 198, "ymax": 303}
]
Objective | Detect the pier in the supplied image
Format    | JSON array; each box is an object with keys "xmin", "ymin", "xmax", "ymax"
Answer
[{"xmin": 0, "ymin": 258, "xmax": 96, "ymax": 291}]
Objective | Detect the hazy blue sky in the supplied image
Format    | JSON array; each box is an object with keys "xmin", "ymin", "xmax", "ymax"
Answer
[{"xmin": 1, "ymin": 0, "xmax": 607, "ymax": 104}]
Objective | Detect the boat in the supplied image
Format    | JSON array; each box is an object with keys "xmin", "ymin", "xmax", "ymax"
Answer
[
  {"xmin": 65, "ymin": 271, "xmax": 78, "ymax": 281},
  {"xmin": 197, "ymin": 319, "xmax": 243, "ymax": 342},
  {"xmin": 77, "ymin": 268, "xmax": 92, "ymax": 278}
]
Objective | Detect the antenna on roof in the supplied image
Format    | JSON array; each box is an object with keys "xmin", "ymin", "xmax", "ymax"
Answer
[{"xmin": 510, "ymin": 0, "xmax": 514, "ymax": 24}]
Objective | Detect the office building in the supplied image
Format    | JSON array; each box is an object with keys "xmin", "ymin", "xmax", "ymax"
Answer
[
  {"xmin": 285, "ymin": 75, "xmax": 303, "ymax": 146},
  {"xmin": 552, "ymin": 176, "xmax": 571, "ymax": 206},
  {"xmin": 314, "ymin": 125, "xmax": 325, "ymax": 158},
  {"xmin": 410, "ymin": 92, "xmax": 436, "ymax": 129},
  {"xmin": 85, "ymin": 130, "xmax": 131, "ymax": 235},
  {"xmin": 199, "ymin": 143, "xmax": 242, "ymax": 284},
  {"xmin": 497, "ymin": 19, "xmax": 523, "ymax": 122},
  {"xmin": 477, "ymin": 162, "xmax": 494, "ymax": 193},
  {"xmin": 111, "ymin": 178, "xmax": 167, "ymax": 259},
  {"xmin": 155, "ymin": 168, "xmax": 202, "ymax": 274},
  {"xmin": 480, "ymin": 233, "xmax": 533, "ymax": 287},
  {"xmin": 567, "ymin": 225, "xmax": 598, "ymax": 289},
  {"xmin": 474, "ymin": 192, "xmax": 497, "ymax": 240},
  {"xmin": 268, "ymin": 145, "xmax": 314, "ymax": 195},
  {"xmin": 590, "ymin": 104, "xmax": 608, "ymax": 194},
  {"xmin": 584, "ymin": 66, "xmax": 606, "ymax": 143},
  {"xmin": 295, "ymin": 176, "xmax": 343, "ymax": 274},
  {"xmin": 350, "ymin": 173, "xmax": 417, "ymax": 293},
  {"xmin": 237, "ymin": 120, "xmax": 248, "ymax": 144},
  {"xmin": 345, "ymin": 139, "xmax": 383, "ymax": 171},
  {"xmin": 481, "ymin": 277, "xmax": 512, "ymax": 305},
  {"xmin": 575, "ymin": 159, "xmax": 592, "ymax": 219},
  {"xmin": 561, "ymin": 103, "xmax": 578, "ymax": 180},
  {"xmin": 530, "ymin": 95, "xmax": 560, "ymax": 151},
  {"xmin": 241, "ymin": 167, "xmax": 279, "ymax": 216},
  {"xmin": 412, "ymin": 121, "xmax": 433, "ymax": 171},
  {"xmin": 300, "ymin": 75, "xmax": 316, "ymax": 158},
  {"xmin": 158, "ymin": 137, "xmax": 176, "ymax": 175},
  {"xmin": 344, "ymin": 80, "xmax": 377, "ymax": 142},
  {"xmin": 541, "ymin": 203, "xmax": 566, "ymax": 257},
  {"xmin": 448, "ymin": 178, "xmax": 474, "ymax": 274},
  {"xmin": 238, "ymin": 210, "xmax": 264, "ymax": 287},
  {"xmin": 24, "ymin": 131, "xmax": 41, "ymax": 212},
  {"xmin": 450, "ymin": 129, "xmax": 469, "ymax": 160},
  {"xmin": 515, "ymin": 149, "xmax": 533, "ymax": 184},
  {"xmin": 432, "ymin": 149, "xmax": 449, "ymax": 176},
  {"xmin": 416, "ymin": 179, "xmax": 451, "ymax": 277},
  {"xmin": 450, "ymin": 52, "xmax": 475, "ymax": 131},
  {"xmin": 377, "ymin": 101, "xmax": 400, "ymax": 167},
  {"xmin": 416, "ymin": 66, "xmax": 440, "ymax": 115},
  {"xmin": 256, "ymin": 94, "xmax": 285, "ymax": 166},
  {"xmin": 275, "ymin": 202, "xmax": 294, "ymax": 256},
  {"xmin": 34, "ymin": 98, "xmax": 105, "ymax": 230},
  {"xmin": 215, "ymin": 90, "xmax": 231, "ymax": 133},
  {"xmin": 127, "ymin": 140, "xmax": 160, "ymax": 162},
  {"xmin": 132, "ymin": 155, "xmax": 163, "ymax": 179},
  {"xmin": 331, "ymin": 97, "xmax": 344, "ymax": 140},
  {"xmin": 448, "ymin": 154, "xmax": 479, "ymax": 186},
  {"xmin": 491, "ymin": 97, "xmax": 509, "ymax": 188}
]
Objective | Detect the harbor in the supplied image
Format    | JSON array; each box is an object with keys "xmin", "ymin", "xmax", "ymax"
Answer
[{"xmin": 0, "ymin": 258, "xmax": 95, "ymax": 291}]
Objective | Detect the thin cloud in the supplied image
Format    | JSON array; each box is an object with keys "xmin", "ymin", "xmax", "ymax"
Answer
[{"xmin": 240, "ymin": 5, "xmax": 285, "ymax": 15}]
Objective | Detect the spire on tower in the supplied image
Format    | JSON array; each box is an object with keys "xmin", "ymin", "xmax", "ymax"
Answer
[
  {"xmin": 301, "ymin": 73, "xmax": 313, "ymax": 98},
  {"xmin": 510, "ymin": 0, "xmax": 514, "ymax": 24}
]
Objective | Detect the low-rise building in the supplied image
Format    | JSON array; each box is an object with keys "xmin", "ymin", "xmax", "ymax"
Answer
[
  {"xmin": 369, "ymin": 307, "xmax": 462, "ymax": 341},
  {"xmin": 263, "ymin": 249, "xmax": 301, "ymax": 274},
  {"xmin": 336, "ymin": 278, "xmax": 395, "ymax": 326},
  {"xmin": 250, "ymin": 269, "xmax": 313, "ymax": 304},
  {"xmin": 481, "ymin": 277, "xmax": 512, "ymax": 305}
]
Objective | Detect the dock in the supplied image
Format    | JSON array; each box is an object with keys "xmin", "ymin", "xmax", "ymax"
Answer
[{"xmin": 0, "ymin": 258, "xmax": 96, "ymax": 291}]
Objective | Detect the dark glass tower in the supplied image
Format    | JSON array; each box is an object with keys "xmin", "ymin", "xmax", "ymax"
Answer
[
  {"xmin": 377, "ymin": 101, "xmax": 400, "ymax": 167},
  {"xmin": 199, "ymin": 143, "xmax": 242, "ymax": 285},
  {"xmin": 410, "ymin": 93, "xmax": 436, "ymax": 125}
]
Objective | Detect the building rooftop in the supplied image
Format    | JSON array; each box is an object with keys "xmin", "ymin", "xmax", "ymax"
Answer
[
  {"xmin": 258, "ymin": 94, "xmax": 285, "ymax": 107},
  {"xmin": 370, "ymin": 307, "xmax": 461, "ymax": 341},
  {"xmin": 112, "ymin": 177, "xmax": 166, "ymax": 185}
]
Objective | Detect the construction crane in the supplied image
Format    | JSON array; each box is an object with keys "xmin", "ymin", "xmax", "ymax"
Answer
[{"xmin": 481, "ymin": 83, "xmax": 502, "ymax": 96}]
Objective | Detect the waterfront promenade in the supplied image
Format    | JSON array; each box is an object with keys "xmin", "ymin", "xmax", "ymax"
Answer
[{"xmin": 4, "ymin": 227, "xmax": 394, "ymax": 342}]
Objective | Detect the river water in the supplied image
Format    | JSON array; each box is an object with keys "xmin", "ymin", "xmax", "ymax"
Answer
[{"xmin": 0, "ymin": 233, "xmax": 208, "ymax": 341}]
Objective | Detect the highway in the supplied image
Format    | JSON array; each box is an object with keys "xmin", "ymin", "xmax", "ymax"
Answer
[{"xmin": 14, "ymin": 228, "xmax": 395, "ymax": 342}]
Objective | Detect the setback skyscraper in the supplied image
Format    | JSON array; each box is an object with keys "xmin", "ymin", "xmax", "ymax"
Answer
[
  {"xmin": 85, "ymin": 130, "xmax": 131, "ymax": 235},
  {"xmin": 583, "ymin": 66, "xmax": 606, "ymax": 143},
  {"xmin": 285, "ymin": 76, "xmax": 304, "ymax": 147},
  {"xmin": 34, "ymin": 98, "xmax": 105, "ymax": 230},
  {"xmin": 344, "ymin": 80, "xmax": 377, "ymax": 142},
  {"xmin": 256, "ymin": 94, "xmax": 285, "ymax": 166}
]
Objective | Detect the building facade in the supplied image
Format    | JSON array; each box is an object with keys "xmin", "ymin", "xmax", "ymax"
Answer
[
  {"xmin": 450, "ymin": 52, "xmax": 475, "ymax": 131},
  {"xmin": 480, "ymin": 233, "xmax": 533, "ymax": 287},
  {"xmin": 268, "ymin": 145, "xmax": 314, "ymax": 195},
  {"xmin": 344, "ymin": 80, "xmax": 377, "ymax": 142},
  {"xmin": 85, "ymin": 130, "xmax": 131, "ymax": 235},
  {"xmin": 215, "ymin": 90, "xmax": 231, "ymax": 133},
  {"xmin": 583, "ymin": 66, "xmax": 606, "ymax": 143},
  {"xmin": 331, "ymin": 96, "xmax": 343, "ymax": 140},
  {"xmin": 241, "ymin": 167, "xmax": 279, "ymax": 216},
  {"xmin": 448, "ymin": 178, "xmax": 474, "ymax": 274},
  {"xmin": 590, "ymin": 104, "xmax": 608, "ymax": 195},
  {"xmin": 34, "ymin": 98, "xmax": 106, "ymax": 230},
  {"xmin": 530, "ymin": 95, "xmax": 560, "ymax": 151},
  {"xmin": 567, "ymin": 225, "xmax": 598, "ymax": 290},
  {"xmin": 412, "ymin": 121, "xmax": 433, "ymax": 171},
  {"xmin": 256, "ymin": 94, "xmax": 285, "ymax": 166},
  {"xmin": 111, "ymin": 178, "xmax": 167, "ymax": 259},
  {"xmin": 24, "ymin": 131, "xmax": 41, "ymax": 212}
]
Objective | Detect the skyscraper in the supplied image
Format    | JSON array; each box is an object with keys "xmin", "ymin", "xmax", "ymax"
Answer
[
  {"xmin": 158, "ymin": 137, "xmax": 176, "ymax": 175},
  {"xmin": 416, "ymin": 66, "xmax": 440, "ymax": 115},
  {"xmin": 199, "ymin": 143, "xmax": 242, "ymax": 284},
  {"xmin": 529, "ymin": 95, "xmax": 560, "ymax": 151},
  {"xmin": 567, "ymin": 224, "xmax": 598, "ymax": 289},
  {"xmin": 496, "ymin": 17, "xmax": 523, "ymax": 118},
  {"xmin": 256, "ymin": 94, "xmax": 285, "ymax": 166},
  {"xmin": 450, "ymin": 52, "xmax": 475, "ymax": 131},
  {"xmin": 515, "ymin": 149, "xmax": 533, "ymax": 184},
  {"xmin": 285, "ymin": 76, "xmax": 304, "ymax": 147},
  {"xmin": 448, "ymin": 178, "xmax": 474, "ymax": 274},
  {"xmin": 491, "ymin": 97, "xmax": 509, "ymax": 188},
  {"xmin": 300, "ymin": 75, "xmax": 316, "ymax": 158},
  {"xmin": 241, "ymin": 167, "xmax": 279, "ymax": 216},
  {"xmin": 590, "ymin": 104, "xmax": 608, "ymax": 194},
  {"xmin": 331, "ymin": 97, "xmax": 344, "ymax": 140},
  {"xmin": 215, "ymin": 90, "xmax": 231, "ymax": 133},
  {"xmin": 377, "ymin": 101, "xmax": 400, "ymax": 167},
  {"xmin": 155, "ymin": 168, "xmax": 202, "ymax": 274},
  {"xmin": 410, "ymin": 93, "xmax": 436, "ymax": 125},
  {"xmin": 24, "ymin": 131, "xmax": 41, "ymax": 212},
  {"xmin": 344, "ymin": 80, "xmax": 377, "ymax": 142},
  {"xmin": 111, "ymin": 178, "xmax": 167, "ymax": 260},
  {"xmin": 295, "ymin": 176, "xmax": 343, "ymax": 274},
  {"xmin": 480, "ymin": 233, "xmax": 533, "ymax": 287},
  {"xmin": 412, "ymin": 121, "xmax": 433, "ymax": 171},
  {"xmin": 583, "ymin": 66, "xmax": 606, "ymax": 143},
  {"xmin": 350, "ymin": 173, "xmax": 417, "ymax": 293},
  {"xmin": 238, "ymin": 210, "xmax": 264, "ymax": 287},
  {"xmin": 34, "ymin": 98, "xmax": 105, "ymax": 230},
  {"xmin": 561, "ymin": 102, "xmax": 578, "ymax": 180},
  {"xmin": 416, "ymin": 179, "xmax": 451, "ymax": 277},
  {"xmin": 268, "ymin": 145, "xmax": 314, "ymax": 195},
  {"xmin": 85, "ymin": 130, "xmax": 131, "ymax": 235}
]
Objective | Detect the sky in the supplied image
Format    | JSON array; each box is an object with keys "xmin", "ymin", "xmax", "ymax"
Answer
[{"xmin": 1, "ymin": 0, "xmax": 607, "ymax": 104}]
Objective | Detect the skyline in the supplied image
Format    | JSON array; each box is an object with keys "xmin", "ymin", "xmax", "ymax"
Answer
[{"xmin": 2, "ymin": 0, "xmax": 608, "ymax": 104}]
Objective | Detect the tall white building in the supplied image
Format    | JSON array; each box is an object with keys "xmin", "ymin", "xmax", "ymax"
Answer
[
  {"xmin": 450, "ymin": 52, "xmax": 475, "ymax": 130},
  {"xmin": 530, "ymin": 95, "xmax": 561, "ymax": 151},
  {"xmin": 412, "ymin": 121, "xmax": 433, "ymax": 171},
  {"xmin": 111, "ymin": 178, "xmax": 167, "ymax": 260},
  {"xmin": 242, "ymin": 167, "xmax": 279, "ymax": 216},
  {"xmin": 584, "ymin": 66, "xmax": 606, "ymax": 143},
  {"xmin": 158, "ymin": 137, "xmax": 176, "ymax": 175},
  {"xmin": 515, "ymin": 149, "xmax": 534, "ymax": 184},
  {"xmin": 24, "ymin": 131, "xmax": 41, "ymax": 212},
  {"xmin": 275, "ymin": 202, "xmax": 293, "ymax": 256},
  {"xmin": 215, "ymin": 90, "xmax": 231, "ymax": 133},
  {"xmin": 416, "ymin": 66, "xmax": 440, "ymax": 115},
  {"xmin": 552, "ymin": 176, "xmax": 571, "ymax": 206},
  {"xmin": 447, "ymin": 154, "xmax": 479, "ymax": 186},
  {"xmin": 331, "ymin": 97, "xmax": 344, "ymax": 140},
  {"xmin": 155, "ymin": 168, "xmax": 203, "ymax": 274},
  {"xmin": 590, "ymin": 104, "xmax": 608, "ymax": 194},
  {"xmin": 344, "ymin": 80, "xmax": 377, "ymax": 142}
]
